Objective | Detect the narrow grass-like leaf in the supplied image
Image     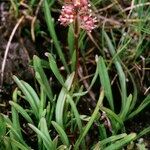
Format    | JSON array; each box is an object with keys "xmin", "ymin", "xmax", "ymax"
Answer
[
  {"xmin": 11, "ymin": 88, "xmax": 23, "ymax": 142},
  {"xmin": 74, "ymin": 90, "xmax": 104, "ymax": 149},
  {"xmin": 68, "ymin": 25, "xmax": 75, "ymax": 57},
  {"xmin": 6, "ymin": 123, "xmax": 28, "ymax": 148},
  {"xmin": 53, "ymin": 136, "xmax": 58, "ymax": 150},
  {"xmin": 46, "ymin": 53, "xmax": 64, "ymax": 85},
  {"xmin": 55, "ymin": 72, "xmax": 75, "ymax": 128},
  {"xmin": 103, "ymin": 31, "xmax": 127, "ymax": 116},
  {"xmin": 73, "ymin": 63, "xmax": 99, "ymax": 97},
  {"xmin": 67, "ymin": 95, "xmax": 86, "ymax": 149},
  {"xmin": 103, "ymin": 133, "xmax": 136, "ymax": 150},
  {"xmin": 39, "ymin": 87, "xmax": 46, "ymax": 119},
  {"xmin": 0, "ymin": 114, "xmax": 6, "ymax": 139},
  {"xmin": 137, "ymin": 126, "xmax": 150, "ymax": 139},
  {"xmin": 33, "ymin": 55, "xmax": 53, "ymax": 102},
  {"xmin": 4, "ymin": 137, "xmax": 30, "ymax": 150},
  {"xmin": 71, "ymin": 50, "xmax": 76, "ymax": 72},
  {"xmin": 3, "ymin": 136, "xmax": 12, "ymax": 150},
  {"xmin": 98, "ymin": 124, "xmax": 107, "ymax": 141},
  {"xmin": 98, "ymin": 56, "xmax": 114, "ymax": 110},
  {"xmin": 67, "ymin": 95, "xmax": 83, "ymax": 132},
  {"xmin": 93, "ymin": 133, "xmax": 127, "ymax": 149},
  {"xmin": 51, "ymin": 121, "xmax": 69, "ymax": 147},
  {"xmin": 43, "ymin": 0, "xmax": 69, "ymax": 73},
  {"xmin": 39, "ymin": 117, "xmax": 53, "ymax": 146},
  {"xmin": 120, "ymin": 94, "xmax": 132, "ymax": 121},
  {"xmin": 13, "ymin": 76, "xmax": 39, "ymax": 119},
  {"xmin": 10, "ymin": 0, "xmax": 19, "ymax": 16},
  {"xmin": 1, "ymin": 114, "xmax": 13, "ymax": 126},
  {"xmin": 21, "ymin": 81, "xmax": 40, "ymax": 109},
  {"xmin": 9, "ymin": 101, "xmax": 33, "ymax": 124},
  {"xmin": 28, "ymin": 123, "xmax": 54, "ymax": 150},
  {"xmin": 127, "ymin": 95, "xmax": 150, "ymax": 119},
  {"xmin": 57, "ymin": 145, "xmax": 68, "ymax": 150},
  {"xmin": 47, "ymin": 96, "xmax": 56, "ymax": 127},
  {"xmin": 100, "ymin": 107, "xmax": 124, "ymax": 132},
  {"xmin": 122, "ymin": 65, "xmax": 138, "ymax": 114}
]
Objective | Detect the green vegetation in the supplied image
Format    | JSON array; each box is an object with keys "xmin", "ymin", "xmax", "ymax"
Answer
[{"xmin": 0, "ymin": 0, "xmax": 150, "ymax": 149}]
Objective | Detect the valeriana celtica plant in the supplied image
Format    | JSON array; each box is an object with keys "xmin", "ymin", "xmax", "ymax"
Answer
[{"xmin": 58, "ymin": 0, "xmax": 97, "ymax": 78}]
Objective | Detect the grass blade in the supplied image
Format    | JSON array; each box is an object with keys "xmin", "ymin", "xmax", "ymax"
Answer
[
  {"xmin": 11, "ymin": 88, "xmax": 23, "ymax": 139},
  {"xmin": 93, "ymin": 133, "xmax": 127, "ymax": 149},
  {"xmin": 40, "ymin": 118, "xmax": 53, "ymax": 143},
  {"xmin": 55, "ymin": 72, "xmax": 75, "ymax": 128},
  {"xmin": 101, "ymin": 107, "xmax": 124, "ymax": 132},
  {"xmin": 103, "ymin": 133, "xmax": 136, "ymax": 150},
  {"xmin": 43, "ymin": 0, "xmax": 69, "ymax": 73},
  {"xmin": 137, "ymin": 126, "xmax": 150, "ymax": 139},
  {"xmin": 21, "ymin": 81, "xmax": 40, "ymax": 109},
  {"xmin": 46, "ymin": 53, "xmax": 64, "ymax": 86},
  {"xmin": 103, "ymin": 30, "xmax": 127, "ymax": 117},
  {"xmin": 13, "ymin": 75, "xmax": 39, "ymax": 119},
  {"xmin": 67, "ymin": 95, "xmax": 86, "ymax": 149},
  {"xmin": 51, "ymin": 121, "xmax": 69, "ymax": 147},
  {"xmin": 33, "ymin": 55, "xmax": 53, "ymax": 102},
  {"xmin": 68, "ymin": 25, "xmax": 75, "ymax": 57},
  {"xmin": 9, "ymin": 101, "xmax": 33, "ymax": 124},
  {"xmin": 29, "ymin": 123, "xmax": 54, "ymax": 150},
  {"xmin": 98, "ymin": 56, "xmax": 114, "ymax": 110},
  {"xmin": 74, "ymin": 90, "xmax": 104, "ymax": 149},
  {"xmin": 127, "ymin": 95, "xmax": 150, "ymax": 119},
  {"xmin": 4, "ymin": 137, "xmax": 30, "ymax": 150}
]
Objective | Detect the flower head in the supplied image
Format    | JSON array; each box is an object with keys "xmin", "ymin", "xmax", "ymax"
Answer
[
  {"xmin": 58, "ymin": 0, "xmax": 97, "ymax": 32},
  {"xmin": 58, "ymin": 4, "xmax": 75, "ymax": 26}
]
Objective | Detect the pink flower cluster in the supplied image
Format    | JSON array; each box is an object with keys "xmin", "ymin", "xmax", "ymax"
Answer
[{"xmin": 58, "ymin": 0, "xmax": 97, "ymax": 32}]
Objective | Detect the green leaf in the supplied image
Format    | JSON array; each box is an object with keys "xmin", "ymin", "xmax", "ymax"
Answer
[
  {"xmin": 29, "ymin": 123, "xmax": 54, "ymax": 150},
  {"xmin": 4, "ymin": 137, "xmax": 30, "ymax": 150},
  {"xmin": 100, "ymin": 107, "xmax": 124, "ymax": 132},
  {"xmin": 55, "ymin": 72, "xmax": 75, "ymax": 128},
  {"xmin": 103, "ymin": 133, "xmax": 136, "ymax": 150},
  {"xmin": 74, "ymin": 90, "xmax": 104, "ymax": 149},
  {"xmin": 39, "ymin": 118, "xmax": 53, "ymax": 144},
  {"xmin": 13, "ymin": 76, "xmax": 39, "ymax": 119},
  {"xmin": 120, "ymin": 94, "xmax": 132, "ymax": 121},
  {"xmin": 137, "ymin": 126, "xmax": 150, "ymax": 139},
  {"xmin": 93, "ymin": 133, "xmax": 127, "ymax": 149},
  {"xmin": 11, "ymin": 88, "xmax": 22, "ymax": 139},
  {"xmin": 6, "ymin": 123, "xmax": 28, "ymax": 148},
  {"xmin": 33, "ymin": 55, "xmax": 53, "ymax": 102},
  {"xmin": 21, "ymin": 81, "xmax": 40, "ymax": 109},
  {"xmin": 98, "ymin": 56, "xmax": 114, "ymax": 110},
  {"xmin": 127, "ymin": 95, "xmax": 150, "ymax": 119},
  {"xmin": 46, "ymin": 53, "xmax": 64, "ymax": 86},
  {"xmin": 43, "ymin": 0, "xmax": 69, "ymax": 73},
  {"xmin": 67, "ymin": 95, "xmax": 86, "ymax": 149},
  {"xmin": 9, "ymin": 101, "xmax": 33, "ymax": 124},
  {"xmin": 52, "ymin": 121, "xmax": 69, "ymax": 147},
  {"xmin": 103, "ymin": 31, "xmax": 127, "ymax": 116},
  {"xmin": 68, "ymin": 25, "xmax": 75, "ymax": 57},
  {"xmin": 0, "ymin": 114, "xmax": 6, "ymax": 139}
]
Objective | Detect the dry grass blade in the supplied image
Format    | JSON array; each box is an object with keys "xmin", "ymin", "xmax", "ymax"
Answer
[{"xmin": 0, "ymin": 16, "xmax": 24, "ymax": 88}]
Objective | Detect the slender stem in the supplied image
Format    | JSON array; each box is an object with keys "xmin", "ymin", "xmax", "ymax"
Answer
[{"xmin": 73, "ymin": 10, "xmax": 80, "ymax": 83}]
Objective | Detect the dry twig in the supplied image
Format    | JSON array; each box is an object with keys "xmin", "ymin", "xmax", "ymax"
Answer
[{"xmin": 0, "ymin": 16, "xmax": 24, "ymax": 88}]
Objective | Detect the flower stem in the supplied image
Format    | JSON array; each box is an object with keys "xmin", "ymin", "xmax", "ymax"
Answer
[{"xmin": 74, "ymin": 11, "xmax": 80, "ymax": 84}]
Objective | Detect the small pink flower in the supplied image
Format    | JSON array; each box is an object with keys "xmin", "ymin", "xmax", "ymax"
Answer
[
  {"xmin": 80, "ymin": 15, "xmax": 97, "ymax": 32},
  {"xmin": 58, "ymin": 4, "xmax": 75, "ymax": 26},
  {"xmin": 72, "ymin": 0, "xmax": 88, "ymax": 8}
]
